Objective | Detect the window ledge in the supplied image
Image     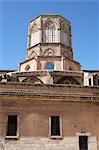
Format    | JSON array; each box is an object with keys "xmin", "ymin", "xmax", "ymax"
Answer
[
  {"xmin": 50, "ymin": 135, "xmax": 62, "ymax": 139},
  {"xmin": 5, "ymin": 135, "xmax": 19, "ymax": 139}
]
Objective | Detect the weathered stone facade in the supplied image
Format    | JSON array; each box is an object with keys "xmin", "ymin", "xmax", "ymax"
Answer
[
  {"xmin": 19, "ymin": 14, "xmax": 80, "ymax": 72},
  {"xmin": 0, "ymin": 14, "xmax": 99, "ymax": 150},
  {"xmin": 84, "ymin": 70, "xmax": 99, "ymax": 86},
  {"xmin": 0, "ymin": 83, "xmax": 99, "ymax": 150}
]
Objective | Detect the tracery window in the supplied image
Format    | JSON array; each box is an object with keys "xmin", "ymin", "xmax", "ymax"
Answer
[
  {"xmin": 43, "ymin": 22, "xmax": 57, "ymax": 43},
  {"xmin": 31, "ymin": 31, "xmax": 39, "ymax": 47}
]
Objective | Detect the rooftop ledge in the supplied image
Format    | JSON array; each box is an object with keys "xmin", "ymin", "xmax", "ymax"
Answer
[
  {"xmin": 11, "ymin": 70, "xmax": 83, "ymax": 77},
  {"xmin": 0, "ymin": 82, "xmax": 99, "ymax": 100}
]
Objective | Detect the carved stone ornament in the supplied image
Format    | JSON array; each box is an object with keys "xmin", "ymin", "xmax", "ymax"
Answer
[
  {"xmin": 43, "ymin": 48, "xmax": 55, "ymax": 56},
  {"xmin": 63, "ymin": 51, "xmax": 69, "ymax": 58},
  {"xmin": 30, "ymin": 51, "xmax": 37, "ymax": 58},
  {"xmin": 61, "ymin": 20, "xmax": 68, "ymax": 32},
  {"xmin": 30, "ymin": 22, "xmax": 37, "ymax": 32},
  {"xmin": 43, "ymin": 18, "xmax": 55, "ymax": 29}
]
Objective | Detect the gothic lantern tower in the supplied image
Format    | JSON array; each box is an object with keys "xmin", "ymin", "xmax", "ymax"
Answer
[
  {"xmin": 0, "ymin": 14, "xmax": 99, "ymax": 150},
  {"xmin": 19, "ymin": 14, "xmax": 81, "ymax": 72}
]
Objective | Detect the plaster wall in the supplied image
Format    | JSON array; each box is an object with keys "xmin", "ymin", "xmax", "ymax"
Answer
[
  {"xmin": 0, "ymin": 97, "xmax": 99, "ymax": 150},
  {"xmin": 20, "ymin": 59, "xmax": 37, "ymax": 72}
]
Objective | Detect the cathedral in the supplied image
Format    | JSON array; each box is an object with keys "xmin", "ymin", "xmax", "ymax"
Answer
[{"xmin": 0, "ymin": 14, "xmax": 99, "ymax": 150}]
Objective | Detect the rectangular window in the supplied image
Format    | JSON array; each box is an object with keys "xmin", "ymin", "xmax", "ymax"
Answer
[
  {"xmin": 43, "ymin": 28, "xmax": 57, "ymax": 43},
  {"xmin": 31, "ymin": 31, "xmax": 39, "ymax": 47},
  {"xmin": 89, "ymin": 78, "xmax": 91, "ymax": 85},
  {"xmin": 6, "ymin": 115, "xmax": 18, "ymax": 139},
  {"xmin": 98, "ymin": 79, "xmax": 99, "ymax": 86},
  {"xmin": 79, "ymin": 136, "xmax": 88, "ymax": 150},
  {"xmin": 49, "ymin": 115, "xmax": 62, "ymax": 138}
]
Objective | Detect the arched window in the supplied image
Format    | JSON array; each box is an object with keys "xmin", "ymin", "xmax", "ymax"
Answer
[
  {"xmin": 43, "ymin": 21, "xmax": 57, "ymax": 43},
  {"xmin": 45, "ymin": 63, "xmax": 54, "ymax": 70}
]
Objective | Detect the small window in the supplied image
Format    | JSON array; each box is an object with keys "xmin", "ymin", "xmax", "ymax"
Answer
[
  {"xmin": 49, "ymin": 116, "xmax": 62, "ymax": 138},
  {"xmin": 6, "ymin": 115, "xmax": 18, "ymax": 138},
  {"xmin": 25, "ymin": 65, "xmax": 30, "ymax": 71},
  {"xmin": 89, "ymin": 78, "xmax": 91, "ymax": 85},
  {"xmin": 79, "ymin": 136, "xmax": 88, "ymax": 150},
  {"xmin": 69, "ymin": 67, "xmax": 73, "ymax": 71},
  {"xmin": 98, "ymin": 79, "xmax": 99, "ymax": 86},
  {"xmin": 45, "ymin": 63, "xmax": 54, "ymax": 70}
]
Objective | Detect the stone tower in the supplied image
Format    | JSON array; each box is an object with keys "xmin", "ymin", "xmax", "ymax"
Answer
[
  {"xmin": 19, "ymin": 14, "xmax": 80, "ymax": 72},
  {"xmin": 0, "ymin": 14, "xmax": 99, "ymax": 150}
]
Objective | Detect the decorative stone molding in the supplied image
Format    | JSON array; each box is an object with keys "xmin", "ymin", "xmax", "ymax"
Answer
[
  {"xmin": 75, "ymin": 132, "xmax": 91, "ymax": 137},
  {"xmin": 43, "ymin": 48, "xmax": 55, "ymax": 56},
  {"xmin": 30, "ymin": 51, "xmax": 37, "ymax": 58}
]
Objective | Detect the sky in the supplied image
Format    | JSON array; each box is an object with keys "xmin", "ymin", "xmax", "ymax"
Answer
[{"xmin": 0, "ymin": 0, "xmax": 99, "ymax": 70}]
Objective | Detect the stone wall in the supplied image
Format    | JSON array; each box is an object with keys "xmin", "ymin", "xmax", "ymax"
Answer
[
  {"xmin": 0, "ymin": 82, "xmax": 98, "ymax": 97},
  {"xmin": 0, "ymin": 136, "xmax": 98, "ymax": 150},
  {"xmin": 0, "ymin": 83, "xmax": 99, "ymax": 150},
  {"xmin": 0, "ymin": 94, "xmax": 99, "ymax": 150}
]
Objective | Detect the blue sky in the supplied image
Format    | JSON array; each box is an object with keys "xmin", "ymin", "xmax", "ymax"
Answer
[{"xmin": 0, "ymin": 0, "xmax": 99, "ymax": 70}]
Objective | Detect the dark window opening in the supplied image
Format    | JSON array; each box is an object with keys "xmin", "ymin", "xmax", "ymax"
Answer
[
  {"xmin": 98, "ymin": 79, "xmax": 99, "ymax": 86},
  {"xmin": 89, "ymin": 78, "xmax": 91, "ymax": 85},
  {"xmin": 6, "ymin": 115, "xmax": 17, "ymax": 136},
  {"xmin": 69, "ymin": 67, "xmax": 72, "ymax": 70},
  {"xmin": 25, "ymin": 65, "xmax": 30, "ymax": 71},
  {"xmin": 51, "ymin": 116, "xmax": 60, "ymax": 136},
  {"xmin": 79, "ymin": 136, "xmax": 88, "ymax": 150}
]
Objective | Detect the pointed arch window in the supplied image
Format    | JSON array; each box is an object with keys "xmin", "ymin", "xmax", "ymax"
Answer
[{"xmin": 43, "ymin": 22, "xmax": 57, "ymax": 43}]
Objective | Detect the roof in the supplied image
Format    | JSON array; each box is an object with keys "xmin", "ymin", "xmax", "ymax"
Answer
[
  {"xmin": 83, "ymin": 70, "xmax": 99, "ymax": 73},
  {"xmin": 29, "ymin": 14, "xmax": 70, "ymax": 24},
  {"xmin": 0, "ymin": 70, "xmax": 16, "ymax": 74}
]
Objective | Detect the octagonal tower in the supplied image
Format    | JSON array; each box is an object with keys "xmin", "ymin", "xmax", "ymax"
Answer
[{"xmin": 19, "ymin": 14, "xmax": 81, "ymax": 72}]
